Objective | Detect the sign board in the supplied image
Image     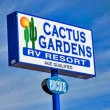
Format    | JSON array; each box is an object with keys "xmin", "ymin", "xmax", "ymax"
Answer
[
  {"xmin": 47, "ymin": 76, "xmax": 68, "ymax": 94},
  {"xmin": 7, "ymin": 11, "xmax": 96, "ymax": 79}
]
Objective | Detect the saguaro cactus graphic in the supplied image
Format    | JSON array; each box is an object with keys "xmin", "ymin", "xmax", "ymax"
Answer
[
  {"xmin": 24, "ymin": 27, "xmax": 29, "ymax": 48},
  {"xmin": 30, "ymin": 17, "xmax": 37, "ymax": 49}
]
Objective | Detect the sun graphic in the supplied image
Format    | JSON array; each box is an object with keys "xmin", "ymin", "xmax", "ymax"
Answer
[{"xmin": 20, "ymin": 17, "xmax": 30, "ymax": 28}]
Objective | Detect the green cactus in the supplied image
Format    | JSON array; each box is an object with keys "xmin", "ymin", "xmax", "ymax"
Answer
[
  {"xmin": 24, "ymin": 27, "xmax": 29, "ymax": 48},
  {"xmin": 30, "ymin": 17, "xmax": 37, "ymax": 49}
]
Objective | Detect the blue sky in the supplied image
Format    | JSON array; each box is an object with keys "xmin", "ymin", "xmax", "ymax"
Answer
[{"xmin": 0, "ymin": 0, "xmax": 110, "ymax": 110}]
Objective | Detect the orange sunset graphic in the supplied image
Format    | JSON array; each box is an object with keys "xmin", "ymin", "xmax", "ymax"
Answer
[
  {"xmin": 20, "ymin": 17, "xmax": 30, "ymax": 28},
  {"xmin": 20, "ymin": 16, "xmax": 37, "ymax": 49}
]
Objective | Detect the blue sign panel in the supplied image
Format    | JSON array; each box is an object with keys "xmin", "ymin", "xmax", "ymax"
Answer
[
  {"xmin": 7, "ymin": 11, "xmax": 96, "ymax": 79},
  {"xmin": 47, "ymin": 76, "xmax": 68, "ymax": 94}
]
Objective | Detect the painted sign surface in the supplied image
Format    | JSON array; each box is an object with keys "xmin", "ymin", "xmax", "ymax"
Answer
[
  {"xmin": 7, "ymin": 11, "xmax": 96, "ymax": 79},
  {"xmin": 47, "ymin": 76, "xmax": 68, "ymax": 94}
]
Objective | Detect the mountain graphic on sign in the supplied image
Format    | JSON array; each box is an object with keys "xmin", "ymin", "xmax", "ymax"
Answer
[{"xmin": 20, "ymin": 17, "xmax": 37, "ymax": 49}]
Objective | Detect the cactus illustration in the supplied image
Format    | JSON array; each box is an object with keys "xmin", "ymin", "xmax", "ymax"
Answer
[
  {"xmin": 24, "ymin": 27, "xmax": 29, "ymax": 48},
  {"xmin": 30, "ymin": 17, "xmax": 37, "ymax": 49}
]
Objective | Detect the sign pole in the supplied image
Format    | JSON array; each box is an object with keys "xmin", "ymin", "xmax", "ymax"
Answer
[{"xmin": 51, "ymin": 69, "xmax": 60, "ymax": 110}]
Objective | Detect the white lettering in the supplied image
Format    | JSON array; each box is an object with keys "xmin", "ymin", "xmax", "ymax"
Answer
[
  {"xmin": 66, "ymin": 57, "xmax": 73, "ymax": 63},
  {"xmin": 74, "ymin": 58, "xmax": 80, "ymax": 65},
  {"xmin": 53, "ymin": 54, "xmax": 58, "ymax": 61},
  {"xmin": 49, "ymin": 79, "xmax": 67, "ymax": 92},
  {"xmin": 28, "ymin": 49, "xmax": 34, "ymax": 56},
  {"xmin": 63, "ymin": 82, "xmax": 66, "ymax": 92},
  {"xmin": 35, "ymin": 51, "xmax": 41, "ymax": 57},
  {"xmin": 45, "ymin": 53, "xmax": 52, "ymax": 59},
  {"xmin": 50, "ymin": 80, "xmax": 53, "ymax": 90},
  {"xmin": 81, "ymin": 59, "xmax": 86, "ymax": 65}
]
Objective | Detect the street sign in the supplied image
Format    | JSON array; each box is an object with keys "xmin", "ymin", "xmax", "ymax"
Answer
[{"xmin": 7, "ymin": 11, "xmax": 96, "ymax": 79}]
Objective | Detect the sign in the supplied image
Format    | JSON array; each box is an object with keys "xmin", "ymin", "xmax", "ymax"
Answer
[
  {"xmin": 7, "ymin": 11, "xmax": 96, "ymax": 79},
  {"xmin": 47, "ymin": 76, "xmax": 68, "ymax": 94}
]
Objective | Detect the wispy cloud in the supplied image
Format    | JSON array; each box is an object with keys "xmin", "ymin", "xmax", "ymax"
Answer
[
  {"xmin": 92, "ymin": 13, "xmax": 110, "ymax": 46},
  {"xmin": 93, "ymin": 13, "xmax": 110, "ymax": 32},
  {"xmin": 1, "ymin": 69, "xmax": 109, "ymax": 110},
  {"xmin": 96, "ymin": 49, "xmax": 110, "ymax": 61},
  {"xmin": 0, "ymin": 46, "xmax": 7, "ymax": 54},
  {"xmin": 37, "ymin": 0, "xmax": 77, "ymax": 16},
  {"xmin": 91, "ymin": 12, "xmax": 110, "ymax": 72},
  {"xmin": 102, "ymin": 108, "xmax": 110, "ymax": 110},
  {"xmin": 59, "ymin": 69, "xmax": 110, "ymax": 110},
  {"xmin": 61, "ymin": 69, "xmax": 110, "ymax": 101},
  {"xmin": 0, "ymin": 71, "xmax": 51, "ymax": 110}
]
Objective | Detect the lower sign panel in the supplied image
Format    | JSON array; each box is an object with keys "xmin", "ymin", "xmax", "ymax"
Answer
[{"xmin": 7, "ymin": 11, "xmax": 96, "ymax": 79}]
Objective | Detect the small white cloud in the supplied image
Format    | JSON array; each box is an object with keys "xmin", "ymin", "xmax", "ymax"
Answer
[
  {"xmin": 0, "ymin": 46, "xmax": 7, "ymax": 54},
  {"xmin": 92, "ymin": 13, "xmax": 110, "ymax": 66},
  {"xmin": 96, "ymin": 49, "xmax": 110, "ymax": 62},
  {"xmin": 61, "ymin": 69, "xmax": 110, "ymax": 102},
  {"xmin": 92, "ymin": 13, "xmax": 110, "ymax": 32},
  {"xmin": 102, "ymin": 108, "xmax": 110, "ymax": 110},
  {"xmin": 0, "ymin": 71, "xmax": 50, "ymax": 110},
  {"xmin": 92, "ymin": 13, "xmax": 110, "ymax": 45}
]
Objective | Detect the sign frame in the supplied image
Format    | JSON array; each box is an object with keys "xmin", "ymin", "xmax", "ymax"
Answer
[{"xmin": 7, "ymin": 11, "xmax": 96, "ymax": 79}]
